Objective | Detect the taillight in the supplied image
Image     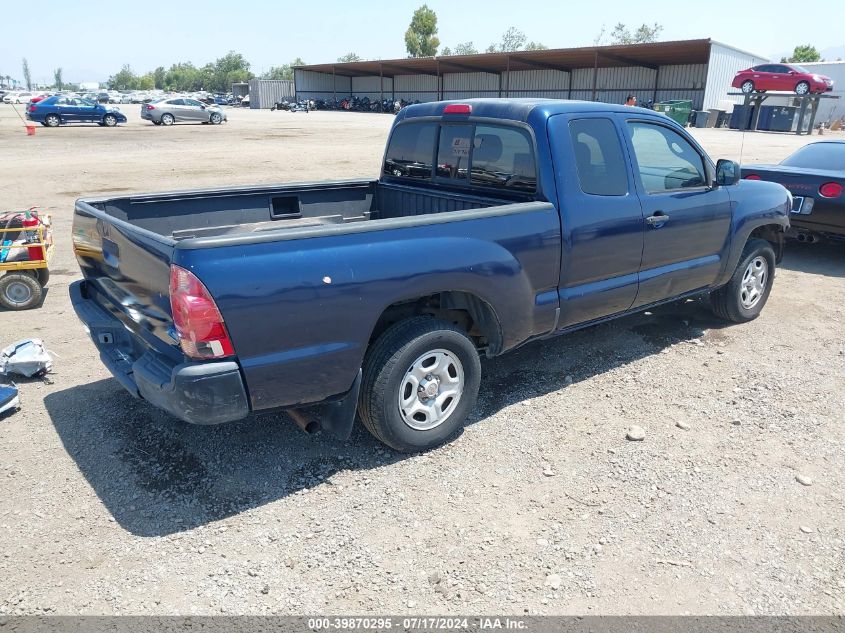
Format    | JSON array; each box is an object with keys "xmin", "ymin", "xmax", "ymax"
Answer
[
  {"xmin": 146, "ymin": 104, "xmax": 155, "ymax": 110},
  {"xmin": 28, "ymin": 105, "xmax": 36, "ymax": 112},
  {"xmin": 744, "ymin": 174, "xmax": 761, "ymax": 180},
  {"xmin": 819, "ymin": 182, "xmax": 843, "ymax": 198},
  {"xmin": 169, "ymin": 265, "xmax": 234, "ymax": 359}
]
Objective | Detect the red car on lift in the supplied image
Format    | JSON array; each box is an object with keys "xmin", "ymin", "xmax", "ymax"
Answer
[{"xmin": 732, "ymin": 63, "xmax": 834, "ymax": 95}]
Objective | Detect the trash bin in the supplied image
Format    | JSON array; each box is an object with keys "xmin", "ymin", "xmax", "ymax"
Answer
[
  {"xmin": 692, "ymin": 111, "xmax": 710, "ymax": 128},
  {"xmin": 716, "ymin": 110, "xmax": 732, "ymax": 128},
  {"xmin": 654, "ymin": 100, "xmax": 693, "ymax": 127},
  {"xmin": 706, "ymin": 109, "xmax": 725, "ymax": 128},
  {"xmin": 730, "ymin": 105, "xmax": 755, "ymax": 130}
]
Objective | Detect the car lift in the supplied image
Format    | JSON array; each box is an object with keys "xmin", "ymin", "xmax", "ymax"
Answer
[{"xmin": 726, "ymin": 92, "xmax": 839, "ymax": 135}]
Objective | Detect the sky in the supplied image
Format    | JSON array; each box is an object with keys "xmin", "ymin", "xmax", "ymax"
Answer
[{"xmin": 2, "ymin": 0, "xmax": 844, "ymax": 85}]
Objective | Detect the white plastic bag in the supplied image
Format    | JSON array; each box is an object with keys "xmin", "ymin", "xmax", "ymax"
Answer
[{"xmin": 0, "ymin": 338, "xmax": 53, "ymax": 377}]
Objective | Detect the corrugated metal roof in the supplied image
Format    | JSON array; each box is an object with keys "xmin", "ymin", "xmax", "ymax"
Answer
[{"xmin": 297, "ymin": 39, "xmax": 721, "ymax": 77}]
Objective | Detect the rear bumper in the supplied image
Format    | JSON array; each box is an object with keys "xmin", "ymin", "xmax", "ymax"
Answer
[{"xmin": 70, "ymin": 280, "xmax": 250, "ymax": 425}]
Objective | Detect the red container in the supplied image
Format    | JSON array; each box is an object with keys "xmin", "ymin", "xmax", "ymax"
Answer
[{"xmin": 22, "ymin": 215, "xmax": 43, "ymax": 261}]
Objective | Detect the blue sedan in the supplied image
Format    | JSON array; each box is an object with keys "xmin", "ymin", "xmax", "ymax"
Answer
[{"xmin": 27, "ymin": 95, "xmax": 128, "ymax": 127}]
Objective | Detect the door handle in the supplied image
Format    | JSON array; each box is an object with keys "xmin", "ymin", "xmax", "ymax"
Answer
[{"xmin": 646, "ymin": 212, "xmax": 670, "ymax": 227}]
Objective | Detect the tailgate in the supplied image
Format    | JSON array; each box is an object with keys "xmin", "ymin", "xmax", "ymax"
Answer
[{"xmin": 72, "ymin": 198, "xmax": 179, "ymax": 360}]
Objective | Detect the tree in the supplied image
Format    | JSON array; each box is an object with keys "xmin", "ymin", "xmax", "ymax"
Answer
[
  {"xmin": 207, "ymin": 51, "xmax": 253, "ymax": 92},
  {"xmin": 53, "ymin": 68, "xmax": 63, "ymax": 91},
  {"xmin": 22, "ymin": 58, "xmax": 31, "ymax": 90},
  {"xmin": 153, "ymin": 66, "xmax": 165, "ymax": 89},
  {"xmin": 337, "ymin": 53, "xmax": 362, "ymax": 63},
  {"xmin": 137, "ymin": 73, "xmax": 155, "ymax": 90},
  {"xmin": 108, "ymin": 64, "xmax": 138, "ymax": 90},
  {"xmin": 440, "ymin": 47, "xmax": 452, "ymax": 56},
  {"xmin": 454, "ymin": 42, "xmax": 478, "ymax": 55},
  {"xmin": 781, "ymin": 44, "xmax": 821, "ymax": 63},
  {"xmin": 262, "ymin": 58, "xmax": 305, "ymax": 81},
  {"xmin": 486, "ymin": 28, "xmax": 544, "ymax": 53},
  {"xmin": 610, "ymin": 22, "xmax": 663, "ymax": 45},
  {"xmin": 405, "ymin": 5, "xmax": 439, "ymax": 57}
]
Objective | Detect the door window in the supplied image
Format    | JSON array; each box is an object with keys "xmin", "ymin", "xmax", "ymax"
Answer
[
  {"xmin": 382, "ymin": 121, "xmax": 437, "ymax": 180},
  {"xmin": 568, "ymin": 118, "xmax": 628, "ymax": 196},
  {"xmin": 627, "ymin": 122, "xmax": 706, "ymax": 193}
]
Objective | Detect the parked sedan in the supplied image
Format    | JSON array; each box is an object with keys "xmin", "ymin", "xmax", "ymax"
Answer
[
  {"xmin": 140, "ymin": 98, "xmax": 227, "ymax": 126},
  {"xmin": 732, "ymin": 63, "xmax": 834, "ymax": 95},
  {"xmin": 26, "ymin": 96, "xmax": 128, "ymax": 127},
  {"xmin": 742, "ymin": 141, "xmax": 844, "ymax": 241}
]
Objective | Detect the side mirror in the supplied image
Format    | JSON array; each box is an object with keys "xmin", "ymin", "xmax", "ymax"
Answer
[{"xmin": 715, "ymin": 159, "xmax": 740, "ymax": 186}]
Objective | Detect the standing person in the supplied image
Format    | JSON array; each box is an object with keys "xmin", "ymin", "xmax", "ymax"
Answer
[{"xmin": 624, "ymin": 95, "xmax": 637, "ymax": 106}]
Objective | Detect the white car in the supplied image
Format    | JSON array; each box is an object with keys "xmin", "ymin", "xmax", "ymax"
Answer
[
  {"xmin": 2, "ymin": 92, "xmax": 19, "ymax": 104},
  {"xmin": 13, "ymin": 92, "xmax": 34, "ymax": 104}
]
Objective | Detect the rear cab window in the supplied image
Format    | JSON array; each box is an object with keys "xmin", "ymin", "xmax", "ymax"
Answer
[{"xmin": 383, "ymin": 119, "xmax": 537, "ymax": 194}]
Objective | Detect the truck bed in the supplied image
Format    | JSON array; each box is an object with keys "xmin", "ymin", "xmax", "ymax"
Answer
[{"xmin": 84, "ymin": 180, "xmax": 512, "ymax": 242}]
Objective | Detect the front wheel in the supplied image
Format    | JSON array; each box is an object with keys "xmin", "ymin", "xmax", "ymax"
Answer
[
  {"xmin": 359, "ymin": 317, "xmax": 482, "ymax": 452},
  {"xmin": 710, "ymin": 238, "xmax": 776, "ymax": 323},
  {"xmin": 740, "ymin": 80, "xmax": 755, "ymax": 94},
  {"xmin": 795, "ymin": 81, "xmax": 810, "ymax": 95},
  {"xmin": 209, "ymin": 112, "xmax": 223, "ymax": 125},
  {"xmin": 103, "ymin": 114, "xmax": 118, "ymax": 127}
]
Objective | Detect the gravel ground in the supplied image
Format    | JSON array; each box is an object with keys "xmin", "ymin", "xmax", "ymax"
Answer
[{"xmin": 0, "ymin": 104, "xmax": 843, "ymax": 616}]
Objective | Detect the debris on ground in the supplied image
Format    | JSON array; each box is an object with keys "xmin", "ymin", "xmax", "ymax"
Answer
[
  {"xmin": 0, "ymin": 383, "xmax": 20, "ymax": 417},
  {"xmin": 0, "ymin": 339, "xmax": 53, "ymax": 378}
]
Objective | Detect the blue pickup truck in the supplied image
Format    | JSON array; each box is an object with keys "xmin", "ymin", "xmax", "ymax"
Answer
[{"xmin": 70, "ymin": 99, "xmax": 790, "ymax": 451}]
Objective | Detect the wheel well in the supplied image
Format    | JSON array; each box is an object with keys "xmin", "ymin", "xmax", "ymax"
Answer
[
  {"xmin": 749, "ymin": 225, "xmax": 785, "ymax": 263},
  {"xmin": 371, "ymin": 292, "xmax": 502, "ymax": 356}
]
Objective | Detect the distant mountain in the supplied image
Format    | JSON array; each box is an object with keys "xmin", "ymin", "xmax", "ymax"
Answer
[{"xmin": 820, "ymin": 44, "xmax": 845, "ymax": 61}]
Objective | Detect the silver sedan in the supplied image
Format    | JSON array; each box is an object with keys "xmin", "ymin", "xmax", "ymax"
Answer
[{"xmin": 141, "ymin": 97, "xmax": 227, "ymax": 126}]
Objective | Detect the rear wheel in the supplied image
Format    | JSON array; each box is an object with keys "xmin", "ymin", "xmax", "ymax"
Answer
[
  {"xmin": 160, "ymin": 113, "xmax": 175, "ymax": 126},
  {"xmin": 45, "ymin": 114, "xmax": 60, "ymax": 127},
  {"xmin": 740, "ymin": 80, "xmax": 755, "ymax": 94},
  {"xmin": 103, "ymin": 114, "xmax": 118, "ymax": 127},
  {"xmin": 0, "ymin": 273, "xmax": 43, "ymax": 311},
  {"xmin": 795, "ymin": 81, "xmax": 810, "ymax": 95},
  {"xmin": 710, "ymin": 239, "xmax": 775, "ymax": 323},
  {"xmin": 359, "ymin": 317, "xmax": 481, "ymax": 452}
]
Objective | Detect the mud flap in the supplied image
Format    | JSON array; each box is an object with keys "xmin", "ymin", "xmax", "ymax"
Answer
[{"xmin": 287, "ymin": 369, "xmax": 362, "ymax": 440}]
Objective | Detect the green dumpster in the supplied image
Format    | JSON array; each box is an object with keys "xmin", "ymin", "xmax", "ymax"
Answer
[{"xmin": 654, "ymin": 100, "xmax": 693, "ymax": 127}]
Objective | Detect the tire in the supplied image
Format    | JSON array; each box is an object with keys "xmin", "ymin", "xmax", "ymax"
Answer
[
  {"xmin": 710, "ymin": 238, "xmax": 776, "ymax": 323},
  {"xmin": 103, "ymin": 114, "xmax": 118, "ymax": 127},
  {"xmin": 740, "ymin": 80, "xmax": 755, "ymax": 94},
  {"xmin": 359, "ymin": 316, "xmax": 481, "ymax": 452},
  {"xmin": 45, "ymin": 114, "xmax": 60, "ymax": 127},
  {"xmin": 795, "ymin": 81, "xmax": 810, "ymax": 95},
  {"xmin": 160, "ymin": 113, "xmax": 175, "ymax": 126},
  {"xmin": 0, "ymin": 273, "xmax": 43, "ymax": 310},
  {"xmin": 209, "ymin": 112, "xmax": 222, "ymax": 125}
]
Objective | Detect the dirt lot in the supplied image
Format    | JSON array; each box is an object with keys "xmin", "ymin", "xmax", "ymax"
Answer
[{"xmin": 0, "ymin": 104, "xmax": 843, "ymax": 616}]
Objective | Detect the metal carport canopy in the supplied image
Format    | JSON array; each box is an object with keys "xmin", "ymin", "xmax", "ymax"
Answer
[{"xmin": 294, "ymin": 39, "xmax": 714, "ymax": 77}]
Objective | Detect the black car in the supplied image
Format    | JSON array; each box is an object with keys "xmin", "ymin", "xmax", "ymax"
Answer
[{"xmin": 742, "ymin": 141, "xmax": 845, "ymax": 242}]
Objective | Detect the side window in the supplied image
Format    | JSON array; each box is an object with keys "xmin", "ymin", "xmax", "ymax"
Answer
[
  {"xmin": 169, "ymin": 99, "xmax": 185, "ymax": 106},
  {"xmin": 627, "ymin": 122, "xmax": 706, "ymax": 193},
  {"xmin": 471, "ymin": 125, "xmax": 536, "ymax": 192},
  {"xmin": 436, "ymin": 125, "xmax": 473, "ymax": 181},
  {"xmin": 383, "ymin": 122, "xmax": 437, "ymax": 180},
  {"xmin": 568, "ymin": 119, "xmax": 628, "ymax": 196}
]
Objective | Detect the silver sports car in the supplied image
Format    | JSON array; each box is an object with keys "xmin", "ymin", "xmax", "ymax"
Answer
[{"xmin": 140, "ymin": 97, "xmax": 227, "ymax": 126}]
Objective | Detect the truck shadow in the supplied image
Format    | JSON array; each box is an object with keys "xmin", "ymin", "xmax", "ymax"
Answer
[
  {"xmin": 778, "ymin": 241, "xmax": 845, "ymax": 278},
  {"xmin": 45, "ymin": 298, "xmax": 724, "ymax": 537}
]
